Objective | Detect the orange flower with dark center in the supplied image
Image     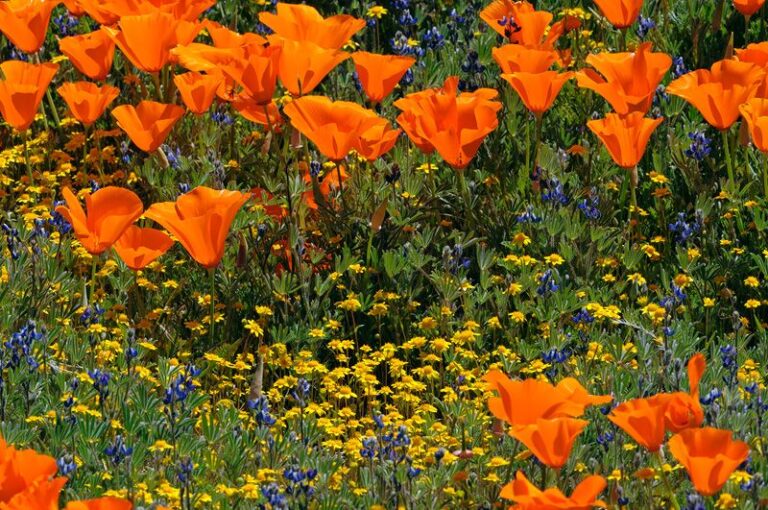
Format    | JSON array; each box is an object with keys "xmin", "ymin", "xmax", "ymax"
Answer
[
  {"xmin": 501, "ymin": 71, "xmax": 573, "ymax": 116},
  {"xmin": 667, "ymin": 59, "xmax": 765, "ymax": 130},
  {"xmin": 351, "ymin": 52, "xmax": 415, "ymax": 104},
  {"xmin": 592, "ymin": 0, "xmax": 644, "ymax": 29},
  {"xmin": 268, "ymin": 36, "xmax": 349, "ymax": 96},
  {"xmin": 258, "ymin": 2, "xmax": 365, "ymax": 49},
  {"xmin": 64, "ymin": 497, "xmax": 134, "ymax": 510},
  {"xmin": 510, "ymin": 417, "xmax": 589, "ymax": 469},
  {"xmin": 219, "ymin": 43, "xmax": 282, "ymax": 105},
  {"xmin": 0, "ymin": 60, "xmax": 59, "ymax": 131},
  {"xmin": 114, "ymin": 225, "xmax": 174, "ymax": 270},
  {"xmin": 57, "ymin": 82, "xmax": 120, "ymax": 127},
  {"xmin": 0, "ymin": 0, "xmax": 57, "ymax": 54},
  {"xmin": 173, "ymin": 72, "xmax": 221, "ymax": 115},
  {"xmin": 734, "ymin": 0, "xmax": 765, "ymax": 16},
  {"xmin": 59, "ymin": 29, "xmax": 116, "ymax": 82},
  {"xmin": 394, "ymin": 76, "xmax": 502, "ymax": 169},
  {"xmin": 501, "ymin": 471, "xmax": 607, "ymax": 509},
  {"xmin": 668, "ymin": 427, "xmax": 749, "ymax": 496},
  {"xmin": 55, "ymin": 187, "xmax": 144, "ymax": 255},
  {"xmin": 492, "ymin": 44, "xmax": 559, "ymax": 73},
  {"xmin": 480, "ymin": 0, "xmax": 564, "ymax": 48},
  {"xmin": 740, "ymin": 98, "xmax": 768, "ymax": 151},
  {"xmin": 587, "ymin": 112, "xmax": 663, "ymax": 169},
  {"xmin": 575, "ymin": 42, "xmax": 672, "ymax": 114},
  {"xmin": 111, "ymin": 100, "xmax": 185, "ymax": 153},
  {"xmin": 607, "ymin": 396, "xmax": 667, "ymax": 451},
  {"xmin": 104, "ymin": 11, "xmax": 201, "ymax": 73},
  {"xmin": 144, "ymin": 186, "xmax": 251, "ymax": 269}
]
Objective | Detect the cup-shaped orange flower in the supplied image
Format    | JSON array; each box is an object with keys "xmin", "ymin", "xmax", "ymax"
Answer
[
  {"xmin": 736, "ymin": 42, "xmax": 768, "ymax": 98},
  {"xmin": 144, "ymin": 186, "xmax": 250, "ymax": 269},
  {"xmin": 59, "ymin": 30, "xmax": 116, "ymax": 82},
  {"xmin": 284, "ymin": 95, "xmax": 373, "ymax": 161},
  {"xmin": 587, "ymin": 112, "xmax": 663, "ymax": 169},
  {"xmin": 734, "ymin": 0, "xmax": 765, "ymax": 16},
  {"xmin": 668, "ymin": 428, "xmax": 749, "ymax": 496},
  {"xmin": 667, "ymin": 59, "xmax": 765, "ymax": 130},
  {"xmin": 1, "ymin": 476, "xmax": 68, "ymax": 509},
  {"xmin": 607, "ymin": 396, "xmax": 667, "ymax": 451},
  {"xmin": 57, "ymin": 82, "xmax": 120, "ymax": 127},
  {"xmin": 232, "ymin": 96, "xmax": 283, "ymax": 128},
  {"xmin": 173, "ymin": 72, "xmax": 221, "ymax": 115},
  {"xmin": 500, "ymin": 471, "xmax": 608, "ymax": 509},
  {"xmin": 258, "ymin": 2, "xmax": 365, "ymax": 49},
  {"xmin": 203, "ymin": 19, "xmax": 266, "ymax": 48},
  {"xmin": 219, "ymin": 44, "xmax": 282, "ymax": 105},
  {"xmin": 111, "ymin": 101, "xmax": 185, "ymax": 153},
  {"xmin": 64, "ymin": 498, "xmax": 134, "ymax": 510},
  {"xmin": 502, "ymin": 71, "xmax": 573, "ymax": 116},
  {"xmin": 394, "ymin": 76, "xmax": 502, "ymax": 169},
  {"xmin": 55, "ymin": 187, "xmax": 144, "ymax": 255},
  {"xmin": 268, "ymin": 36, "xmax": 349, "ymax": 96},
  {"xmin": 0, "ymin": 60, "xmax": 58, "ymax": 132},
  {"xmin": 492, "ymin": 45, "xmax": 559, "ymax": 74},
  {"xmin": 351, "ymin": 52, "xmax": 415, "ymax": 104},
  {"xmin": 114, "ymin": 225, "xmax": 174, "ymax": 270},
  {"xmin": 592, "ymin": 0, "xmax": 644, "ymax": 29},
  {"xmin": 576, "ymin": 42, "xmax": 672, "ymax": 114},
  {"xmin": 356, "ymin": 116, "xmax": 402, "ymax": 161},
  {"xmin": 663, "ymin": 353, "xmax": 706, "ymax": 433},
  {"xmin": 480, "ymin": 0, "xmax": 564, "ymax": 48},
  {"xmin": 0, "ymin": 0, "xmax": 56, "ymax": 54},
  {"xmin": 0, "ymin": 436, "xmax": 58, "ymax": 502},
  {"xmin": 739, "ymin": 98, "xmax": 768, "ymax": 151},
  {"xmin": 510, "ymin": 417, "xmax": 588, "ymax": 469}
]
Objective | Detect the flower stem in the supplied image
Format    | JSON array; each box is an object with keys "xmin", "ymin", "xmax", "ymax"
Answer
[
  {"xmin": 722, "ymin": 129, "xmax": 735, "ymax": 193},
  {"xmin": 208, "ymin": 267, "xmax": 216, "ymax": 345}
]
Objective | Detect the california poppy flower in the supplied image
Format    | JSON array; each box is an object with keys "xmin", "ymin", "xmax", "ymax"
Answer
[
  {"xmin": 395, "ymin": 76, "xmax": 502, "ymax": 169},
  {"xmin": 298, "ymin": 160, "xmax": 349, "ymax": 210},
  {"xmin": 607, "ymin": 396, "xmax": 667, "ymax": 452},
  {"xmin": 501, "ymin": 471, "xmax": 607, "ymax": 509},
  {"xmin": 232, "ymin": 96, "xmax": 283, "ymax": 128},
  {"xmin": 62, "ymin": 0, "xmax": 86, "ymax": 16},
  {"xmin": 592, "ymin": 0, "xmax": 644, "ymax": 29},
  {"xmin": 492, "ymin": 45, "xmax": 559, "ymax": 74},
  {"xmin": 64, "ymin": 498, "xmax": 134, "ymax": 510},
  {"xmin": 734, "ymin": 0, "xmax": 765, "ymax": 16},
  {"xmin": 356, "ymin": 116, "xmax": 402, "ymax": 161},
  {"xmin": 219, "ymin": 44, "xmax": 282, "ymax": 105},
  {"xmin": 268, "ymin": 36, "xmax": 349, "ymax": 96},
  {"xmin": 55, "ymin": 187, "xmax": 143, "ymax": 255},
  {"xmin": 351, "ymin": 52, "xmax": 415, "ymax": 104},
  {"xmin": 510, "ymin": 417, "xmax": 588, "ymax": 469},
  {"xmin": 59, "ymin": 30, "xmax": 116, "ymax": 82},
  {"xmin": 111, "ymin": 100, "xmax": 185, "ymax": 153},
  {"xmin": 173, "ymin": 72, "xmax": 221, "ymax": 115},
  {"xmin": 667, "ymin": 59, "xmax": 765, "ymax": 131},
  {"xmin": 480, "ymin": 0, "xmax": 564, "ymax": 48},
  {"xmin": 0, "ymin": 436, "xmax": 58, "ymax": 502},
  {"xmin": 203, "ymin": 19, "xmax": 266, "ymax": 48},
  {"xmin": 1, "ymin": 476, "xmax": 68, "ymax": 509},
  {"xmin": 740, "ymin": 98, "xmax": 768, "ymax": 151},
  {"xmin": 114, "ymin": 225, "xmax": 174, "ymax": 270},
  {"xmin": 575, "ymin": 42, "xmax": 672, "ymax": 114},
  {"xmin": 668, "ymin": 427, "xmax": 749, "ymax": 496},
  {"xmin": 57, "ymin": 82, "xmax": 120, "ymax": 127},
  {"xmin": 587, "ymin": 112, "xmax": 663, "ymax": 169},
  {"xmin": 662, "ymin": 353, "xmax": 706, "ymax": 433},
  {"xmin": 501, "ymin": 71, "xmax": 573, "ymax": 116},
  {"xmin": 144, "ymin": 186, "xmax": 250, "ymax": 269},
  {"xmin": 736, "ymin": 42, "xmax": 768, "ymax": 97},
  {"xmin": 258, "ymin": 2, "xmax": 365, "ymax": 49},
  {"xmin": 0, "ymin": 60, "xmax": 59, "ymax": 131},
  {"xmin": 0, "ymin": 0, "xmax": 57, "ymax": 54}
]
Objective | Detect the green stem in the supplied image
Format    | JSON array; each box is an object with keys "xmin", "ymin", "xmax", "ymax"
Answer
[
  {"xmin": 90, "ymin": 256, "xmax": 98, "ymax": 306},
  {"xmin": 23, "ymin": 131, "xmax": 32, "ymax": 182},
  {"xmin": 532, "ymin": 114, "xmax": 543, "ymax": 180},
  {"xmin": 722, "ymin": 129, "xmax": 735, "ymax": 193},
  {"xmin": 208, "ymin": 268, "xmax": 216, "ymax": 345}
]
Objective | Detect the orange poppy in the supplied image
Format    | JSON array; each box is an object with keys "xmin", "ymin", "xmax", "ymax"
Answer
[
  {"xmin": 268, "ymin": 36, "xmax": 349, "ymax": 96},
  {"xmin": 283, "ymin": 95, "xmax": 372, "ymax": 161},
  {"xmin": 219, "ymin": 44, "xmax": 282, "ymax": 105},
  {"xmin": 734, "ymin": 0, "xmax": 765, "ymax": 16},
  {"xmin": 492, "ymin": 45, "xmax": 559, "ymax": 74},
  {"xmin": 500, "ymin": 471, "xmax": 607, "ymax": 509},
  {"xmin": 104, "ymin": 12, "xmax": 201, "ymax": 73},
  {"xmin": 1, "ymin": 476, "xmax": 68, "ymax": 510},
  {"xmin": 300, "ymin": 160, "xmax": 349, "ymax": 210},
  {"xmin": 356, "ymin": 115, "xmax": 402, "ymax": 161},
  {"xmin": 607, "ymin": 396, "xmax": 667, "ymax": 452},
  {"xmin": 0, "ymin": 0, "xmax": 57, "ymax": 54},
  {"xmin": 258, "ymin": 2, "xmax": 365, "ymax": 49},
  {"xmin": 592, "ymin": 0, "xmax": 644, "ymax": 29},
  {"xmin": 480, "ymin": 0, "xmax": 564, "ymax": 48},
  {"xmin": 232, "ymin": 96, "xmax": 283, "ymax": 128},
  {"xmin": 0, "ymin": 60, "xmax": 59, "ymax": 132},
  {"xmin": 111, "ymin": 100, "xmax": 185, "ymax": 153},
  {"xmin": 0, "ymin": 436, "xmax": 58, "ymax": 502},
  {"xmin": 668, "ymin": 427, "xmax": 750, "ymax": 496},
  {"xmin": 667, "ymin": 59, "xmax": 765, "ymax": 131},
  {"xmin": 59, "ymin": 30, "xmax": 116, "ymax": 82},
  {"xmin": 55, "ymin": 186, "xmax": 144, "ymax": 255},
  {"xmin": 735, "ymin": 42, "xmax": 768, "ymax": 97},
  {"xmin": 57, "ymin": 82, "xmax": 120, "ymax": 127},
  {"xmin": 144, "ymin": 186, "xmax": 251, "ymax": 269},
  {"xmin": 73, "ymin": 0, "xmax": 121, "ymax": 25},
  {"xmin": 587, "ymin": 112, "xmax": 663, "ymax": 169},
  {"xmin": 203, "ymin": 19, "xmax": 266, "ymax": 48},
  {"xmin": 351, "ymin": 52, "xmax": 415, "ymax": 104},
  {"xmin": 114, "ymin": 225, "xmax": 174, "ymax": 270},
  {"xmin": 510, "ymin": 417, "xmax": 588, "ymax": 469},
  {"xmin": 62, "ymin": 0, "xmax": 86, "ymax": 16},
  {"xmin": 740, "ymin": 98, "xmax": 768, "ymax": 151},
  {"xmin": 394, "ymin": 76, "xmax": 502, "ymax": 169},
  {"xmin": 501, "ymin": 71, "xmax": 573, "ymax": 116},
  {"xmin": 575, "ymin": 42, "xmax": 672, "ymax": 114},
  {"xmin": 64, "ymin": 498, "xmax": 134, "ymax": 510},
  {"xmin": 173, "ymin": 72, "xmax": 221, "ymax": 115},
  {"xmin": 662, "ymin": 353, "xmax": 706, "ymax": 433}
]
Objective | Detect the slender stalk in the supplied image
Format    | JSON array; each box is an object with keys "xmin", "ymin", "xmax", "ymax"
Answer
[
  {"xmin": 208, "ymin": 267, "xmax": 216, "ymax": 345},
  {"xmin": 532, "ymin": 114, "xmax": 543, "ymax": 180},
  {"xmin": 23, "ymin": 131, "xmax": 32, "ymax": 182},
  {"xmin": 722, "ymin": 129, "xmax": 736, "ymax": 193},
  {"xmin": 763, "ymin": 152, "xmax": 768, "ymax": 200}
]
